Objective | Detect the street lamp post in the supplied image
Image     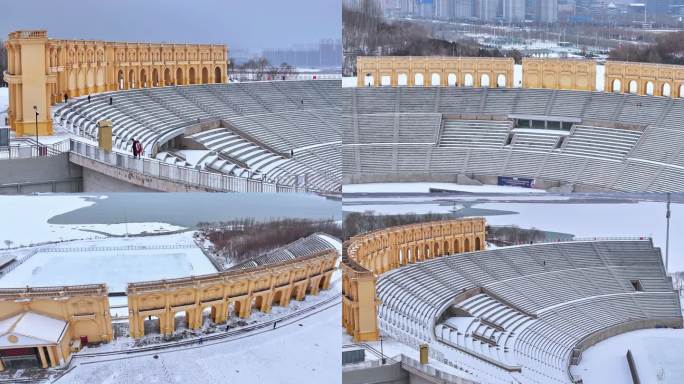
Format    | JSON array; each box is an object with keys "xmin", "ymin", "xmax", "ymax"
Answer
[{"xmin": 33, "ymin": 105, "xmax": 39, "ymax": 155}]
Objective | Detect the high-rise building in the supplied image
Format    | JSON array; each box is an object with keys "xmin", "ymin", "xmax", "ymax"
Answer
[
  {"xmin": 646, "ymin": 0, "xmax": 670, "ymax": 15},
  {"xmin": 435, "ymin": 0, "xmax": 454, "ymax": 19},
  {"xmin": 503, "ymin": 0, "xmax": 526, "ymax": 21},
  {"xmin": 416, "ymin": 0, "xmax": 435, "ymax": 17},
  {"xmin": 478, "ymin": 0, "xmax": 499, "ymax": 21},
  {"xmin": 454, "ymin": 0, "xmax": 474, "ymax": 18},
  {"xmin": 538, "ymin": 0, "xmax": 558, "ymax": 22}
]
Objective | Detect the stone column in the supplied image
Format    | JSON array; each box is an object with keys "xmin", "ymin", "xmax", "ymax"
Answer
[{"xmin": 37, "ymin": 346, "xmax": 48, "ymax": 368}]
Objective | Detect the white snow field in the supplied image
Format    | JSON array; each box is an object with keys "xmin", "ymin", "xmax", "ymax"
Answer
[
  {"xmin": 342, "ymin": 182, "xmax": 545, "ymax": 194},
  {"xmin": 0, "ymin": 195, "xmax": 185, "ymax": 247},
  {"xmin": 573, "ymin": 328, "xmax": 684, "ymax": 384},
  {"xmin": 0, "ymin": 232, "xmax": 215, "ymax": 292},
  {"xmin": 59, "ymin": 293, "xmax": 341, "ymax": 384}
]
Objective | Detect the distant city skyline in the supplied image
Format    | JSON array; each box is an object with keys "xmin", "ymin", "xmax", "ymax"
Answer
[{"xmin": 0, "ymin": 0, "xmax": 340, "ymax": 51}]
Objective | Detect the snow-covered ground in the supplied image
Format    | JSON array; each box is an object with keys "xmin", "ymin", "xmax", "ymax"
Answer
[
  {"xmin": 0, "ymin": 232, "xmax": 215, "ymax": 292},
  {"xmin": 60, "ymin": 301, "xmax": 341, "ymax": 384},
  {"xmin": 343, "ymin": 182, "xmax": 544, "ymax": 194},
  {"xmin": 342, "ymin": 76, "xmax": 357, "ymax": 87},
  {"xmin": 572, "ymin": 328, "xmax": 684, "ymax": 383},
  {"xmin": 0, "ymin": 195, "xmax": 185, "ymax": 247}
]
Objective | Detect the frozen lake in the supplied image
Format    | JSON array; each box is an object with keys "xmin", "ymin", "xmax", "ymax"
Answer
[{"xmin": 343, "ymin": 193, "xmax": 684, "ymax": 272}]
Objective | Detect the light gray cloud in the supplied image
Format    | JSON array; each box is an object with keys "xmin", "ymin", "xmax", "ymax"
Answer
[{"xmin": 0, "ymin": 0, "xmax": 341, "ymax": 50}]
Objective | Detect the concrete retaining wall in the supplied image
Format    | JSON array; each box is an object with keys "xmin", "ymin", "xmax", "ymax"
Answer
[{"xmin": 0, "ymin": 153, "xmax": 83, "ymax": 194}]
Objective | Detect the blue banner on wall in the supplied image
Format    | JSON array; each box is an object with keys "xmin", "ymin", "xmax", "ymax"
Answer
[{"xmin": 498, "ymin": 176, "xmax": 535, "ymax": 188}]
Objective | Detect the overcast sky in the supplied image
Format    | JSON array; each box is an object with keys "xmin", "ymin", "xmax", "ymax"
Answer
[{"xmin": 0, "ymin": 0, "xmax": 341, "ymax": 52}]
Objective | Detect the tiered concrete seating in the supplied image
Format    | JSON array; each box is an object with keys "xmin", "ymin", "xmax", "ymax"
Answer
[
  {"xmin": 54, "ymin": 80, "xmax": 341, "ymax": 192},
  {"xmin": 230, "ymin": 233, "xmax": 337, "ymax": 270},
  {"xmin": 375, "ymin": 239, "xmax": 681, "ymax": 384},
  {"xmin": 345, "ymin": 86, "xmax": 683, "ymax": 192},
  {"xmin": 562, "ymin": 125, "xmax": 641, "ymax": 160},
  {"xmin": 439, "ymin": 120, "xmax": 512, "ymax": 149}
]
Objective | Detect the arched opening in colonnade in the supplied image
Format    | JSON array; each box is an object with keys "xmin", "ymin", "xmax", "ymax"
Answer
[
  {"xmin": 117, "ymin": 70, "xmax": 124, "ymax": 90},
  {"xmin": 164, "ymin": 68, "xmax": 172, "ymax": 85},
  {"xmin": 214, "ymin": 66, "xmax": 222, "ymax": 83},
  {"xmin": 398, "ymin": 73, "xmax": 408, "ymax": 86},
  {"xmin": 475, "ymin": 237, "xmax": 482, "ymax": 251},
  {"xmin": 464, "ymin": 238, "xmax": 471, "ymax": 252},
  {"xmin": 128, "ymin": 69, "xmax": 136, "ymax": 89},
  {"xmin": 140, "ymin": 69, "xmax": 147, "ymax": 88},
  {"xmin": 189, "ymin": 67, "xmax": 196, "ymax": 85},
  {"xmin": 481, "ymin": 74, "xmax": 490, "ymax": 87},
  {"xmin": 142, "ymin": 315, "xmax": 161, "ymax": 336},
  {"xmin": 431, "ymin": 73, "xmax": 440, "ymax": 86},
  {"xmin": 497, "ymin": 74, "xmax": 506, "ymax": 87},
  {"xmin": 464, "ymin": 73, "xmax": 474, "ymax": 87},
  {"xmin": 646, "ymin": 81, "xmax": 654, "ymax": 96},
  {"xmin": 663, "ymin": 83, "xmax": 671, "ymax": 97},
  {"xmin": 202, "ymin": 67, "xmax": 209, "ymax": 84},
  {"xmin": 381, "ymin": 75, "xmax": 391, "ymax": 86},
  {"xmin": 415, "ymin": 73, "xmax": 424, "ymax": 86},
  {"xmin": 628, "ymin": 80, "xmax": 638, "ymax": 94},
  {"xmin": 447, "ymin": 73, "xmax": 457, "ymax": 86},
  {"xmin": 152, "ymin": 68, "xmax": 159, "ymax": 87},
  {"xmin": 612, "ymin": 79, "xmax": 621, "ymax": 93},
  {"xmin": 176, "ymin": 68, "xmax": 184, "ymax": 85},
  {"xmin": 174, "ymin": 311, "xmax": 190, "ymax": 331}
]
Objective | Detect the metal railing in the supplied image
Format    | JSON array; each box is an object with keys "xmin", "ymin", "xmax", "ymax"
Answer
[
  {"xmin": 0, "ymin": 140, "xmax": 71, "ymax": 159},
  {"xmin": 69, "ymin": 139, "xmax": 311, "ymax": 193}
]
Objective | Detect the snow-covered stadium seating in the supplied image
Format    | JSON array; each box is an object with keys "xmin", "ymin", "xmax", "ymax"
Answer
[
  {"xmin": 54, "ymin": 80, "xmax": 340, "ymax": 192},
  {"xmin": 230, "ymin": 233, "xmax": 338, "ymax": 270},
  {"xmin": 343, "ymin": 87, "xmax": 684, "ymax": 192},
  {"xmin": 376, "ymin": 239, "xmax": 682, "ymax": 384}
]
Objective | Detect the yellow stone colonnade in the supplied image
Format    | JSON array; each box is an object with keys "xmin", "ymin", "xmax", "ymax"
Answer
[
  {"xmin": 127, "ymin": 250, "xmax": 337, "ymax": 339},
  {"xmin": 3, "ymin": 30, "xmax": 228, "ymax": 136},
  {"xmin": 605, "ymin": 61, "xmax": 684, "ymax": 97},
  {"xmin": 522, "ymin": 58, "xmax": 596, "ymax": 91},
  {"xmin": 342, "ymin": 218, "xmax": 487, "ymax": 342},
  {"xmin": 0, "ymin": 284, "xmax": 113, "ymax": 371},
  {"xmin": 356, "ymin": 56, "xmax": 514, "ymax": 88}
]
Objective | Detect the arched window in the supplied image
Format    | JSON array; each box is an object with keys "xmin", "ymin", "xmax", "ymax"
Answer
[
  {"xmin": 662, "ymin": 83, "xmax": 671, "ymax": 97},
  {"xmin": 481, "ymin": 74, "xmax": 490, "ymax": 87},
  {"xmin": 189, "ymin": 67, "xmax": 196, "ymax": 85},
  {"xmin": 646, "ymin": 81, "xmax": 654, "ymax": 95},
  {"xmin": 629, "ymin": 80, "xmax": 638, "ymax": 94},
  {"xmin": 202, "ymin": 67, "xmax": 209, "ymax": 84},
  {"xmin": 176, "ymin": 67, "xmax": 184, "ymax": 85},
  {"xmin": 497, "ymin": 74, "xmax": 506, "ymax": 87},
  {"xmin": 612, "ymin": 79, "xmax": 621, "ymax": 93}
]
